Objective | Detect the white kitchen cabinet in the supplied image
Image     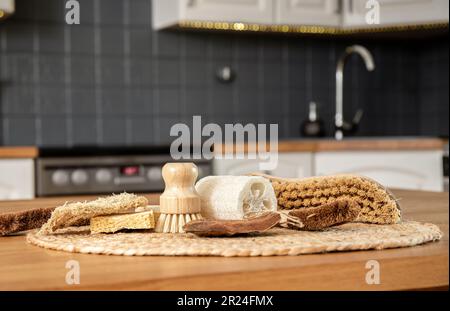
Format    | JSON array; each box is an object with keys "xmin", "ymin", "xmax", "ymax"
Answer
[
  {"xmin": 0, "ymin": 0, "xmax": 15, "ymax": 17},
  {"xmin": 213, "ymin": 152, "xmax": 314, "ymax": 178},
  {"xmin": 275, "ymin": 0, "xmax": 341, "ymax": 26},
  {"xmin": 315, "ymin": 150, "xmax": 444, "ymax": 192},
  {"xmin": 0, "ymin": 159, "xmax": 35, "ymax": 200},
  {"xmin": 153, "ymin": 0, "xmax": 274, "ymax": 29},
  {"xmin": 342, "ymin": 0, "xmax": 449, "ymax": 28},
  {"xmin": 153, "ymin": 0, "xmax": 449, "ymax": 31}
]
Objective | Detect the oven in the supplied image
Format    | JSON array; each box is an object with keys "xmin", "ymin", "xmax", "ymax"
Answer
[{"xmin": 35, "ymin": 147, "xmax": 211, "ymax": 196}]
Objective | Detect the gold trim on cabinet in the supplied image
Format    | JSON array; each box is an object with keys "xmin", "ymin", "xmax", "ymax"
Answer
[
  {"xmin": 176, "ymin": 20, "xmax": 449, "ymax": 36},
  {"xmin": 0, "ymin": 10, "xmax": 13, "ymax": 21}
]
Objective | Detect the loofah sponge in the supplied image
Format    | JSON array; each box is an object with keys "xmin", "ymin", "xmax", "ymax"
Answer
[
  {"xmin": 255, "ymin": 174, "xmax": 401, "ymax": 225},
  {"xmin": 195, "ymin": 176, "xmax": 277, "ymax": 220}
]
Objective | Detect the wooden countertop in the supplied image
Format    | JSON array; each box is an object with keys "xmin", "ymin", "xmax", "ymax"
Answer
[
  {"xmin": 279, "ymin": 137, "xmax": 447, "ymax": 152},
  {"xmin": 0, "ymin": 146, "xmax": 38, "ymax": 159},
  {"xmin": 219, "ymin": 137, "xmax": 447, "ymax": 153},
  {"xmin": 0, "ymin": 138, "xmax": 446, "ymax": 159},
  {"xmin": 0, "ymin": 190, "xmax": 448, "ymax": 290}
]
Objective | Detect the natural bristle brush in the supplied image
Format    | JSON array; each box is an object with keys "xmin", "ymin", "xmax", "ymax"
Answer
[{"xmin": 155, "ymin": 162, "xmax": 202, "ymax": 233}]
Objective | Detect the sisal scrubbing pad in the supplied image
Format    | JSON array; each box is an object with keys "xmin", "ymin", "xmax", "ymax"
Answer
[
  {"xmin": 287, "ymin": 200, "xmax": 360, "ymax": 230},
  {"xmin": 256, "ymin": 174, "xmax": 401, "ymax": 225},
  {"xmin": 90, "ymin": 211, "xmax": 155, "ymax": 234},
  {"xmin": 40, "ymin": 193, "xmax": 148, "ymax": 234},
  {"xmin": 1, "ymin": 207, "xmax": 54, "ymax": 236},
  {"xmin": 0, "ymin": 207, "xmax": 89, "ymax": 236}
]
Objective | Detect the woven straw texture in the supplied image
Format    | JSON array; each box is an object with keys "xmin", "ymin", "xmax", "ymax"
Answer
[{"xmin": 27, "ymin": 221, "xmax": 442, "ymax": 257}]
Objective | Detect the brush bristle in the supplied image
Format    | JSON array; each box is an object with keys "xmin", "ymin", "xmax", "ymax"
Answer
[{"xmin": 155, "ymin": 213, "xmax": 202, "ymax": 233}]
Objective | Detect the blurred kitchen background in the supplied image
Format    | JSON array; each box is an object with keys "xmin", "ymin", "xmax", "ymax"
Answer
[{"xmin": 0, "ymin": 0, "xmax": 448, "ymax": 200}]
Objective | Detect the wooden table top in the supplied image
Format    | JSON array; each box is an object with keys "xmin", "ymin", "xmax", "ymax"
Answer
[
  {"xmin": 218, "ymin": 137, "xmax": 447, "ymax": 154},
  {"xmin": 0, "ymin": 146, "xmax": 38, "ymax": 159},
  {"xmin": 0, "ymin": 190, "xmax": 448, "ymax": 290}
]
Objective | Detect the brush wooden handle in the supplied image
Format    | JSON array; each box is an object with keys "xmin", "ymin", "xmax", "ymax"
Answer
[{"xmin": 159, "ymin": 163, "xmax": 201, "ymax": 214}]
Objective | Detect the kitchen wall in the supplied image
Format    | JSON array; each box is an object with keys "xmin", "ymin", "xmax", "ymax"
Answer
[{"xmin": 0, "ymin": 0, "xmax": 448, "ymax": 146}]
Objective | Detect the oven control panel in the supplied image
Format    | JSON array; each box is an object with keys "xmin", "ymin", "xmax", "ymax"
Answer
[{"xmin": 36, "ymin": 156, "xmax": 211, "ymax": 196}]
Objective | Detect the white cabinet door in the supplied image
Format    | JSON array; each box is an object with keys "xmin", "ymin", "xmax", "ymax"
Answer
[
  {"xmin": 153, "ymin": 0, "xmax": 274, "ymax": 29},
  {"xmin": 182, "ymin": 0, "xmax": 274, "ymax": 23},
  {"xmin": 276, "ymin": 0, "xmax": 341, "ymax": 26},
  {"xmin": 315, "ymin": 151, "xmax": 444, "ymax": 192},
  {"xmin": 0, "ymin": 0, "xmax": 15, "ymax": 15},
  {"xmin": 343, "ymin": 0, "xmax": 449, "ymax": 28},
  {"xmin": 213, "ymin": 152, "xmax": 314, "ymax": 178},
  {"xmin": 0, "ymin": 159, "xmax": 35, "ymax": 200}
]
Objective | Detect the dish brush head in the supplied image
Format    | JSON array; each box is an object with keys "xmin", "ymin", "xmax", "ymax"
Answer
[{"xmin": 155, "ymin": 212, "xmax": 203, "ymax": 234}]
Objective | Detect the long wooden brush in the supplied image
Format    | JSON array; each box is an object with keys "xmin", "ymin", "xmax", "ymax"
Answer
[{"xmin": 155, "ymin": 162, "xmax": 202, "ymax": 233}]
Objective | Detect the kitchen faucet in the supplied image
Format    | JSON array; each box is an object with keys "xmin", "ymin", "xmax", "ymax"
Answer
[{"xmin": 335, "ymin": 45, "xmax": 375, "ymax": 140}]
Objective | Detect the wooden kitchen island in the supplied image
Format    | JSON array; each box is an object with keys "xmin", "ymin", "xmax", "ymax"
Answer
[{"xmin": 0, "ymin": 190, "xmax": 448, "ymax": 291}]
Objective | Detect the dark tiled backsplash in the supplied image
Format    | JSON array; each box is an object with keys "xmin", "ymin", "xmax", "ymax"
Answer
[{"xmin": 0, "ymin": 0, "xmax": 448, "ymax": 146}]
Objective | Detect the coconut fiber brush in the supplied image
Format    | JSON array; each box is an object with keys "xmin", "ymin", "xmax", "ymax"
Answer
[{"xmin": 155, "ymin": 162, "xmax": 203, "ymax": 233}]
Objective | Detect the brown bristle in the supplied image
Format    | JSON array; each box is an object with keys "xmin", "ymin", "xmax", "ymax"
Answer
[
  {"xmin": 288, "ymin": 200, "xmax": 360, "ymax": 231},
  {"xmin": 262, "ymin": 174, "xmax": 401, "ymax": 224}
]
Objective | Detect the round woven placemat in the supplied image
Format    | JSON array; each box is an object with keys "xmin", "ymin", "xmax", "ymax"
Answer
[{"xmin": 27, "ymin": 221, "xmax": 442, "ymax": 257}]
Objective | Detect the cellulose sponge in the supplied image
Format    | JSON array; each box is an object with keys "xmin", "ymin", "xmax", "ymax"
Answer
[
  {"xmin": 90, "ymin": 211, "xmax": 155, "ymax": 234},
  {"xmin": 195, "ymin": 176, "xmax": 278, "ymax": 220}
]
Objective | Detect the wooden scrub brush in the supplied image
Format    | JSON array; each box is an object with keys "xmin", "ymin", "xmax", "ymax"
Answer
[{"xmin": 155, "ymin": 162, "xmax": 202, "ymax": 233}]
